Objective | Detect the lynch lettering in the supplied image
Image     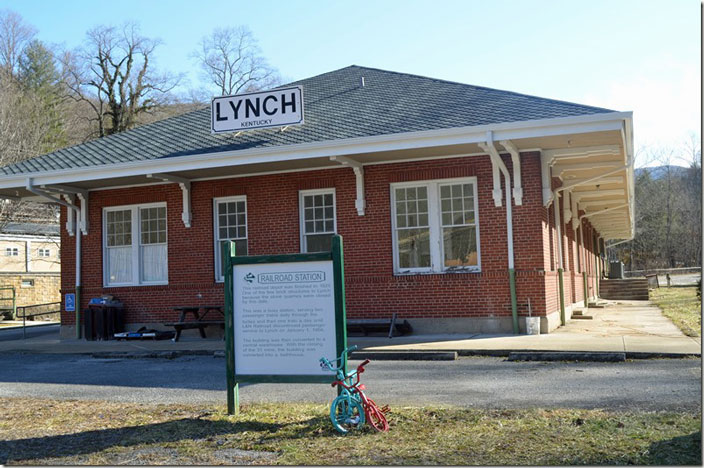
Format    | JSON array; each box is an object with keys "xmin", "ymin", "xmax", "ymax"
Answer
[{"xmin": 211, "ymin": 86, "xmax": 303, "ymax": 134}]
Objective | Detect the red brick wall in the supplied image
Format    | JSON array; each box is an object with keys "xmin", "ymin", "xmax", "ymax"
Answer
[{"xmin": 60, "ymin": 151, "xmax": 601, "ymax": 327}]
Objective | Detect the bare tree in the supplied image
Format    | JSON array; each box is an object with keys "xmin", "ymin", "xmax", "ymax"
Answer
[
  {"xmin": 0, "ymin": 9, "xmax": 36, "ymax": 78},
  {"xmin": 612, "ymin": 136, "xmax": 702, "ymax": 271},
  {"xmin": 60, "ymin": 23, "xmax": 181, "ymax": 137},
  {"xmin": 192, "ymin": 26, "xmax": 280, "ymax": 96}
]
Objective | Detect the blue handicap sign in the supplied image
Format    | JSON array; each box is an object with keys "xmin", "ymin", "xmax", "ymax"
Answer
[{"xmin": 65, "ymin": 293, "xmax": 75, "ymax": 312}]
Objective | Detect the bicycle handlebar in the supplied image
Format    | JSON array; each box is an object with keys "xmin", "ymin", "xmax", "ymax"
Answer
[{"xmin": 319, "ymin": 345, "xmax": 359, "ymax": 372}]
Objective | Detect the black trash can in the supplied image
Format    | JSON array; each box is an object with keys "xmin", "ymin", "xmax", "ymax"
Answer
[
  {"xmin": 85, "ymin": 302, "xmax": 124, "ymax": 340},
  {"xmin": 84, "ymin": 308, "xmax": 95, "ymax": 341}
]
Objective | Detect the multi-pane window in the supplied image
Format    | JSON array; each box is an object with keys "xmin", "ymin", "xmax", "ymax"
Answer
[
  {"xmin": 5, "ymin": 247, "xmax": 18, "ymax": 256},
  {"xmin": 104, "ymin": 204, "xmax": 168, "ymax": 286},
  {"xmin": 394, "ymin": 186, "xmax": 430, "ymax": 269},
  {"xmin": 300, "ymin": 189, "xmax": 336, "ymax": 252},
  {"xmin": 38, "ymin": 248, "xmax": 51, "ymax": 257},
  {"xmin": 214, "ymin": 196, "xmax": 247, "ymax": 282},
  {"xmin": 391, "ymin": 178, "xmax": 480, "ymax": 274},
  {"xmin": 139, "ymin": 207, "xmax": 167, "ymax": 282},
  {"xmin": 106, "ymin": 209, "xmax": 133, "ymax": 284},
  {"xmin": 439, "ymin": 183, "xmax": 478, "ymax": 269}
]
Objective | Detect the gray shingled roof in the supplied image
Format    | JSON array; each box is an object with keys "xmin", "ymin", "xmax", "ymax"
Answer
[
  {"xmin": 0, "ymin": 65, "xmax": 614, "ymax": 176},
  {"xmin": 1, "ymin": 223, "xmax": 59, "ymax": 236}
]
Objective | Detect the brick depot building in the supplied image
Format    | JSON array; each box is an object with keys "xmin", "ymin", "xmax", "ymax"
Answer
[{"xmin": 0, "ymin": 66, "xmax": 634, "ymax": 338}]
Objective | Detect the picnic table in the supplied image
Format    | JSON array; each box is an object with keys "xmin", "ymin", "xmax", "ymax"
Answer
[{"xmin": 164, "ymin": 305, "xmax": 224, "ymax": 342}]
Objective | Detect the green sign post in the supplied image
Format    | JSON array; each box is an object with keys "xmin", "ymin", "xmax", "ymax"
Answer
[{"xmin": 223, "ymin": 235, "xmax": 348, "ymax": 415}]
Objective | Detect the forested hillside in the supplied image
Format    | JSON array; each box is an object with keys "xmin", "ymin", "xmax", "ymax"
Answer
[{"xmin": 610, "ymin": 161, "xmax": 702, "ymax": 270}]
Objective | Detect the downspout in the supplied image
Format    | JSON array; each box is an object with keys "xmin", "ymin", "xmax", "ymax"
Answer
[
  {"xmin": 579, "ymin": 222, "xmax": 588, "ymax": 306},
  {"xmin": 571, "ymin": 195, "xmax": 588, "ymax": 307},
  {"xmin": 552, "ymin": 190, "xmax": 566, "ymax": 325},
  {"xmin": 26, "ymin": 179, "xmax": 83, "ymax": 339},
  {"xmin": 594, "ymin": 235, "xmax": 601, "ymax": 296},
  {"xmin": 479, "ymin": 132, "xmax": 518, "ymax": 334}
]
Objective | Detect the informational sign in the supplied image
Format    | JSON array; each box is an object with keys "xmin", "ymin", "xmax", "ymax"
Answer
[
  {"xmin": 211, "ymin": 86, "xmax": 304, "ymax": 134},
  {"xmin": 65, "ymin": 293, "xmax": 75, "ymax": 312},
  {"xmin": 223, "ymin": 235, "xmax": 347, "ymax": 415},
  {"xmin": 232, "ymin": 261, "xmax": 337, "ymax": 376}
]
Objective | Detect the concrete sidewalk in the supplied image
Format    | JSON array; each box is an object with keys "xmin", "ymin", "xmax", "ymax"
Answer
[
  {"xmin": 357, "ymin": 300, "xmax": 701, "ymax": 358},
  {"xmin": 0, "ymin": 300, "xmax": 699, "ymax": 358}
]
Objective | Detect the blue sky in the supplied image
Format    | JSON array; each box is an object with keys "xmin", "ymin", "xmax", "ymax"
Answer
[{"xmin": 3, "ymin": 0, "xmax": 701, "ymax": 162}]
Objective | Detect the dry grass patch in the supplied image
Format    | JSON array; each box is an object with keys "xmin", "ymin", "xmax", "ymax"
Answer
[
  {"xmin": 0, "ymin": 398, "xmax": 699, "ymax": 465},
  {"xmin": 651, "ymin": 286, "xmax": 701, "ymax": 337}
]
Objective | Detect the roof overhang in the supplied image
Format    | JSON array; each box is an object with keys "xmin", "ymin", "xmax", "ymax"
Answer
[{"xmin": 0, "ymin": 111, "xmax": 634, "ymax": 240}]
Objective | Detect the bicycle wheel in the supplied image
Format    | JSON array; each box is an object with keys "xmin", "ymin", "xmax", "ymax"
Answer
[
  {"xmin": 363, "ymin": 398, "xmax": 389, "ymax": 432},
  {"xmin": 330, "ymin": 396, "xmax": 365, "ymax": 434}
]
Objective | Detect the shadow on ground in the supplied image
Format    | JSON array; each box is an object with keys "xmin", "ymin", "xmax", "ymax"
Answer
[
  {"xmin": 0, "ymin": 418, "xmax": 276, "ymax": 464},
  {"xmin": 645, "ymin": 431, "xmax": 702, "ymax": 465},
  {"xmin": 0, "ymin": 413, "xmax": 339, "ymax": 464}
]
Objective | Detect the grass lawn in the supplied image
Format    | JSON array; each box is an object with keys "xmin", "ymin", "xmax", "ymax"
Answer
[
  {"xmin": 0, "ymin": 398, "xmax": 699, "ymax": 465},
  {"xmin": 651, "ymin": 286, "xmax": 702, "ymax": 337}
]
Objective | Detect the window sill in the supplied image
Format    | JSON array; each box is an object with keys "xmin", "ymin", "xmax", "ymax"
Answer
[
  {"xmin": 393, "ymin": 269, "xmax": 481, "ymax": 277},
  {"xmin": 103, "ymin": 282, "xmax": 169, "ymax": 288}
]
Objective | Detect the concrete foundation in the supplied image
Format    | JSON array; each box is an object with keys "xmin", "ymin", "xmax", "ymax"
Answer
[
  {"xmin": 399, "ymin": 317, "xmax": 554, "ymax": 335},
  {"xmin": 60, "ymin": 322, "xmax": 225, "ymax": 340}
]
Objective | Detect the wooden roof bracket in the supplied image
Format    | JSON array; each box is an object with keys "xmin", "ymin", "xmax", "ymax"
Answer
[
  {"xmin": 329, "ymin": 156, "xmax": 365, "ymax": 216},
  {"xmin": 39, "ymin": 184, "xmax": 89, "ymax": 236},
  {"xmin": 498, "ymin": 140, "xmax": 523, "ymax": 205},
  {"xmin": 540, "ymin": 151, "xmax": 553, "ymax": 207},
  {"xmin": 147, "ymin": 173, "xmax": 192, "ymax": 227}
]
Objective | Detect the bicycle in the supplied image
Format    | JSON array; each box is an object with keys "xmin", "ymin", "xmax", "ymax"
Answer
[{"xmin": 320, "ymin": 345, "xmax": 389, "ymax": 433}]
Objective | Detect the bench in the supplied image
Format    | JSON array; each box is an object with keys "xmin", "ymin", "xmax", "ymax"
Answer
[{"xmin": 347, "ymin": 313, "xmax": 413, "ymax": 338}]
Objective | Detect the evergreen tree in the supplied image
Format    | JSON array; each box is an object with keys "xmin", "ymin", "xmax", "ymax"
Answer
[{"xmin": 17, "ymin": 40, "xmax": 66, "ymax": 151}]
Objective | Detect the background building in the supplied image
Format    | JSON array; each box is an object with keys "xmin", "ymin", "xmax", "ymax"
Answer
[{"xmin": 0, "ymin": 222, "xmax": 60, "ymax": 313}]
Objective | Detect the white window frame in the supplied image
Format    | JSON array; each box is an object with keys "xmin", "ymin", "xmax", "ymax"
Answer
[
  {"xmin": 213, "ymin": 195, "xmax": 248, "ymax": 283},
  {"xmin": 102, "ymin": 202, "xmax": 168, "ymax": 287},
  {"xmin": 5, "ymin": 247, "xmax": 18, "ymax": 257},
  {"xmin": 299, "ymin": 188, "xmax": 337, "ymax": 253},
  {"xmin": 38, "ymin": 248, "xmax": 51, "ymax": 257},
  {"xmin": 390, "ymin": 177, "xmax": 481, "ymax": 275}
]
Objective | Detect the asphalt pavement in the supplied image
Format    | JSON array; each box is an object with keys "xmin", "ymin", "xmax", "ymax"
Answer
[
  {"xmin": 0, "ymin": 353, "xmax": 699, "ymax": 411},
  {"xmin": 0, "ymin": 323, "xmax": 58, "ymax": 341}
]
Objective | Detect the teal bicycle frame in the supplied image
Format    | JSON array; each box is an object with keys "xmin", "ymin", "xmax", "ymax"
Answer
[{"xmin": 320, "ymin": 345, "xmax": 367, "ymax": 433}]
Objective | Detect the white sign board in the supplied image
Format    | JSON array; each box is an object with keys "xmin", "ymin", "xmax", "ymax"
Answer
[
  {"xmin": 211, "ymin": 86, "xmax": 304, "ymax": 134},
  {"xmin": 232, "ymin": 260, "xmax": 337, "ymax": 376}
]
